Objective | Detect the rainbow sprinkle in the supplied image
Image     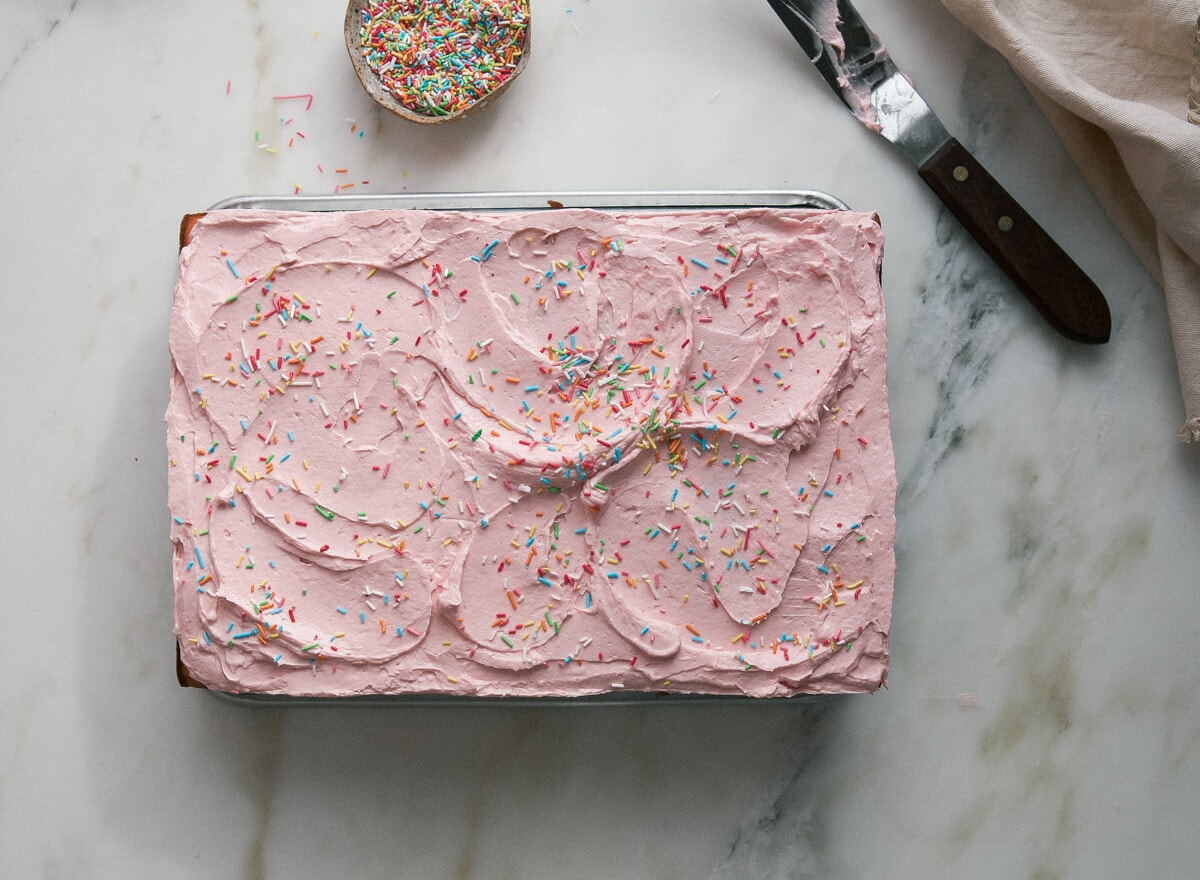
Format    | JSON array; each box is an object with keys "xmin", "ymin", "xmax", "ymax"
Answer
[{"xmin": 357, "ymin": 0, "xmax": 529, "ymax": 117}]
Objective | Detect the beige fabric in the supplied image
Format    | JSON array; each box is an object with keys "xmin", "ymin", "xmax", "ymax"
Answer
[{"xmin": 937, "ymin": 0, "xmax": 1200, "ymax": 440}]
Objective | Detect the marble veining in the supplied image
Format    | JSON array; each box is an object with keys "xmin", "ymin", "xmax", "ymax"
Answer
[{"xmin": 1, "ymin": 1, "xmax": 1199, "ymax": 878}]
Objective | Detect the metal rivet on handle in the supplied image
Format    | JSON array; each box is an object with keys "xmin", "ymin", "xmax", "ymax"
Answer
[
  {"xmin": 953, "ymin": 165, "xmax": 969, "ymax": 182},
  {"xmin": 997, "ymin": 215, "xmax": 1014, "ymax": 232}
]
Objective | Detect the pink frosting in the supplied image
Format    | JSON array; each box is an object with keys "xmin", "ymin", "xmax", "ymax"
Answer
[{"xmin": 167, "ymin": 207, "xmax": 895, "ymax": 698}]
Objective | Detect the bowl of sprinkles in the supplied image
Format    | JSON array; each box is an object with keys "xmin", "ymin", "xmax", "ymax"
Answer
[{"xmin": 346, "ymin": 0, "xmax": 531, "ymax": 124}]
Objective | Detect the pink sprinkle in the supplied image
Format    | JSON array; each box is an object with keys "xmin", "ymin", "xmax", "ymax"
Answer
[{"xmin": 273, "ymin": 92, "xmax": 314, "ymax": 111}]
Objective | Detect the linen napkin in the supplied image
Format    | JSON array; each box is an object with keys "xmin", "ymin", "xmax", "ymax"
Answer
[{"xmin": 936, "ymin": 0, "xmax": 1200, "ymax": 441}]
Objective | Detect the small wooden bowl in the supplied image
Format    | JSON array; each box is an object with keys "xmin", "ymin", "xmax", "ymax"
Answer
[{"xmin": 345, "ymin": 0, "xmax": 531, "ymax": 125}]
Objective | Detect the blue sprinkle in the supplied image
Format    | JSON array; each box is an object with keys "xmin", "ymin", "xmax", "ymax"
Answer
[
  {"xmin": 225, "ymin": 257, "xmax": 240, "ymax": 278},
  {"xmin": 337, "ymin": 606, "xmax": 348, "ymax": 614},
  {"xmin": 690, "ymin": 258, "xmax": 709, "ymax": 270}
]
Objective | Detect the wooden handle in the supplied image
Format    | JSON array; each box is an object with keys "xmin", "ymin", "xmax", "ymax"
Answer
[{"xmin": 918, "ymin": 138, "xmax": 1111, "ymax": 344}]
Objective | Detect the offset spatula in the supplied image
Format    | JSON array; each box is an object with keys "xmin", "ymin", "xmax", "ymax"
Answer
[{"xmin": 767, "ymin": 0, "xmax": 1111, "ymax": 344}]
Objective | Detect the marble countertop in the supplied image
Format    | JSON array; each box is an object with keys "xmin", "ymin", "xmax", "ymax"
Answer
[{"xmin": 3, "ymin": 1, "xmax": 1198, "ymax": 877}]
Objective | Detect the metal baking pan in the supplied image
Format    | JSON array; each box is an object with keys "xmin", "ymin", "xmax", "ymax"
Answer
[
  {"xmin": 186, "ymin": 189, "xmax": 851, "ymax": 707},
  {"xmin": 208, "ymin": 188, "xmax": 850, "ymax": 214}
]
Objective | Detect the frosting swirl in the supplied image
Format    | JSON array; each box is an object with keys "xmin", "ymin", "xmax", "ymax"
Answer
[{"xmin": 168, "ymin": 207, "xmax": 895, "ymax": 697}]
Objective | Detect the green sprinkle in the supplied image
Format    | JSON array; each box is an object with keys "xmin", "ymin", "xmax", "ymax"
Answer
[
  {"xmin": 301, "ymin": 642, "xmax": 318, "ymax": 652},
  {"xmin": 387, "ymin": 289, "xmax": 398, "ymax": 298},
  {"xmin": 315, "ymin": 504, "xmax": 335, "ymax": 521},
  {"xmin": 389, "ymin": 335, "xmax": 399, "ymax": 345},
  {"xmin": 224, "ymin": 294, "xmax": 239, "ymax": 304},
  {"xmin": 510, "ymin": 292, "xmax": 521, "ymax": 305},
  {"xmin": 471, "ymin": 428, "xmax": 483, "ymax": 441},
  {"xmin": 501, "ymin": 635, "xmax": 514, "ymax": 648},
  {"xmin": 228, "ymin": 455, "xmax": 237, "ymax": 469}
]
